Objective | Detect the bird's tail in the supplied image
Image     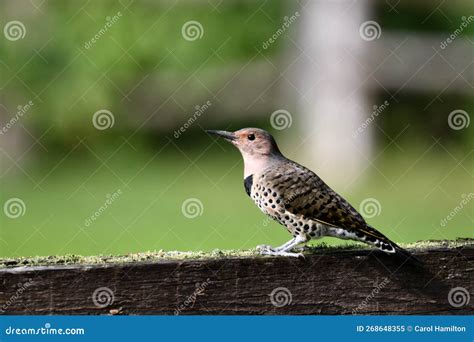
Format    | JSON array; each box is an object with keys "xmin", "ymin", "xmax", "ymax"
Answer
[
  {"xmin": 360, "ymin": 225, "xmax": 421, "ymax": 264},
  {"xmin": 328, "ymin": 224, "xmax": 420, "ymax": 264}
]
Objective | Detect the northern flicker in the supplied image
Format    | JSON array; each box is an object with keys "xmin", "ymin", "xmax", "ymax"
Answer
[{"xmin": 206, "ymin": 127, "xmax": 413, "ymax": 259}]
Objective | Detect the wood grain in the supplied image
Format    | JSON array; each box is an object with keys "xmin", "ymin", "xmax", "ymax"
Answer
[{"xmin": 0, "ymin": 245, "xmax": 472, "ymax": 315}]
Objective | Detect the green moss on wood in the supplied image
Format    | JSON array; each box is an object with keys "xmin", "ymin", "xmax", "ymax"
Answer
[{"xmin": 0, "ymin": 238, "xmax": 471, "ymax": 269}]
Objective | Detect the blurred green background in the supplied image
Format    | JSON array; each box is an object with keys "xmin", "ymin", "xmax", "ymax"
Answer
[{"xmin": 0, "ymin": 0, "xmax": 472, "ymax": 258}]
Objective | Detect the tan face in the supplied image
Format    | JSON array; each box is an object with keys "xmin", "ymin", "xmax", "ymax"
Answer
[
  {"xmin": 206, "ymin": 128, "xmax": 280, "ymax": 157},
  {"xmin": 206, "ymin": 128, "xmax": 283, "ymax": 177},
  {"xmin": 232, "ymin": 128, "xmax": 278, "ymax": 156}
]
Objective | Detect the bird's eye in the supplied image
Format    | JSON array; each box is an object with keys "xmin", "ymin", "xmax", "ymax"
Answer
[{"xmin": 247, "ymin": 134, "xmax": 255, "ymax": 141}]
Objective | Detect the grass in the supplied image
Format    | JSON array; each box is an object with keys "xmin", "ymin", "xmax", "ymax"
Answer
[{"xmin": 0, "ymin": 136, "xmax": 473, "ymax": 259}]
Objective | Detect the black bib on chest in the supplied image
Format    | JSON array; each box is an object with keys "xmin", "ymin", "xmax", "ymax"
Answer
[{"xmin": 244, "ymin": 174, "xmax": 253, "ymax": 197}]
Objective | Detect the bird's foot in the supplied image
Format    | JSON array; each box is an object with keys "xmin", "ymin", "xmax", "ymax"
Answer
[
  {"xmin": 256, "ymin": 245, "xmax": 304, "ymax": 258},
  {"xmin": 292, "ymin": 245, "xmax": 311, "ymax": 253}
]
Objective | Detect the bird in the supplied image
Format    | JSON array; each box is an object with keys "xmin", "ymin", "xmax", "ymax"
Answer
[{"xmin": 206, "ymin": 127, "xmax": 414, "ymax": 259}]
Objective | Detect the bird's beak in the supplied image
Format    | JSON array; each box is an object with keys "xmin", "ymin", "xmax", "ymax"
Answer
[{"xmin": 205, "ymin": 130, "xmax": 236, "ymax": 142}]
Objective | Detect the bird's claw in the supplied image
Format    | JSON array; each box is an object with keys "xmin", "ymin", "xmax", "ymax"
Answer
[
  {"xmin": 256, "ymin": 244, "xmax": 273, "ymax": 252},
  {"xmin": 292, "ymin": 245, "xmax": 311, "ymax": 252},
  {"xmin": 256, "ymin": 245, "xmax": 304, "ymax": 258}
]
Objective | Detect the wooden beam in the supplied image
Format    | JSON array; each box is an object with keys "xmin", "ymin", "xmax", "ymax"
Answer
[{"xmin": 0, "ymin": 241, "xmax": 472, "ymax": 315}]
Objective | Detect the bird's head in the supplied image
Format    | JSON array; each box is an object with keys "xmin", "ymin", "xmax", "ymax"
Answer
[
  {"xmin": 206, "ymin": 127, "xmax": 281, "ymax": 156},
  {"xmin": 206, "ymin": 128, "xmax": 283, "ymax": 177}
]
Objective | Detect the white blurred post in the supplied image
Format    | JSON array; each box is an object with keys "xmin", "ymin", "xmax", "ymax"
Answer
[{"xmin": 295, "ymin": 0, "xmax": 373, "ymax": 188}]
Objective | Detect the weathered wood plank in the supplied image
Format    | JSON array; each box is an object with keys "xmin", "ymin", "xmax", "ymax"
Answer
[{"xmin": 0, "ymin": 244, "xmax": 472, "ymax": 315}]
